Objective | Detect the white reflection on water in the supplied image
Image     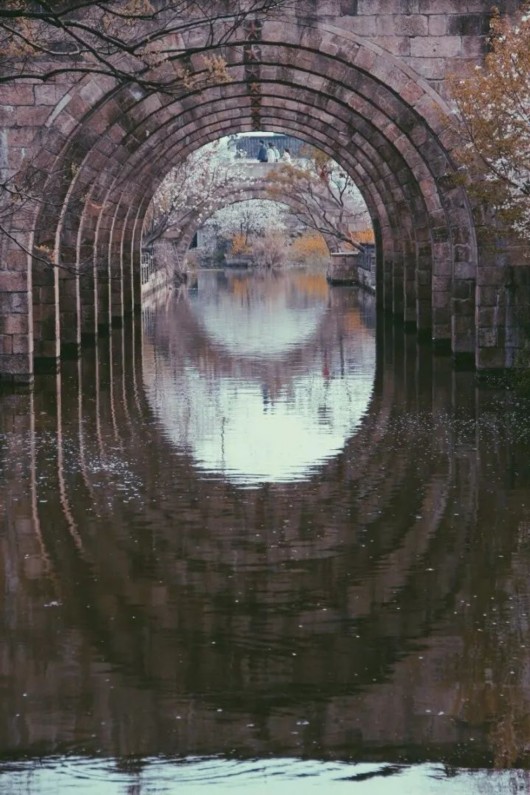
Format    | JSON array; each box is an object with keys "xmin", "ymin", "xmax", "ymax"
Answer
[
  {"xmin": 142, "ymin": 271, "xmax": 376, "ymax": 485},
  {"xmin": 0, "ymin": 757, "xmax": 526, "ymax": 794}
]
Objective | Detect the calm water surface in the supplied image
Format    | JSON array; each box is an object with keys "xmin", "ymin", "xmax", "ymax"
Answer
[{"xmin": 1, "ymin": 269, "xmax": 530, "ymax": 793}]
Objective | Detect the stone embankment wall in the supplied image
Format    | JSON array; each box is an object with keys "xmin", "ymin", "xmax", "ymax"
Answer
[{"xmin": 327, "ymin": 249, "xmax": 376, "ymax": 291}]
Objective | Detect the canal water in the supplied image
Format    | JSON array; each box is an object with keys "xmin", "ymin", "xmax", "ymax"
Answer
[{"xmin": 1, "ymin": 269, "xmax": 530, "ymax": 793}]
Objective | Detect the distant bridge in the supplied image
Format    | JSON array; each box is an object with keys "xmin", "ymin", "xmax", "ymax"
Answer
[{"xmin": 156, "ymin": 161, "xmax": 355, "ymax": 259}]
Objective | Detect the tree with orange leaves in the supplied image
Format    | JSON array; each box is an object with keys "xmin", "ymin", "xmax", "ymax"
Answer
[{"xmin": 449, "ymin": 3, "xmax": 530, "ymax": 242}]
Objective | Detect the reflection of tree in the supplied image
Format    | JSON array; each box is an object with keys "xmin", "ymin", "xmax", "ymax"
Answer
[
  {"xmin": 146, "ymin": 271, "xmax": 367, "ymax": 397},
  {"xmin": 228, "ymin": 270, "xmax": 329, "ymax": 305}
]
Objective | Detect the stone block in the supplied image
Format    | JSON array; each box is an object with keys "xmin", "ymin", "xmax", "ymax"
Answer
[
  {"xmin": 452, "ymin": 312, "xmax": 474, "ymax": 333},
  {"xmin": 478, "ymin": 328, "xmax": 497, "ymax": 348},
  {"xmin": 448, "ymin": 14, "xmax": 489, "ymax": 36},
  {"xmin": 400, "ymin": 80, "xmax": 425, "ymax": 105},
  {"xmin": 79, "ymin": 80, "xmax": 107, "ymax": 106},
  {"xmin": 433, "ymin": 323, "xmax": 451, "ymax": 341},
  {"xmin": 476, "ymin": 267, "xmax": 505, "ymax": 287},
  {"xmin": 353, "ymin": 47, "xmax": 377, "ymax": 72},
  {"xmin": 432, "ymin": 241, "xmax": 452, "ymax": 262},
  {"xmin": 1, "ymin": 85, "xmax": 34, "ymax": 105},
  {"xmin": 0, "ymin": 354, "xmax": 32, "ymax": 376},
  {"xmin": 0, "ymin": 315, "xmax": 30, "ymax": 335},
  {"xmin": 410, "ymin": 35, "xmax": 461, "ymax": 57},
  {"xmin": 432, "ymin": 276, "xmax": 451, "ymax": 293},
  {"xmin": 452, "ymin": 226, "xmax": 471, "ymax": 245},
  {"xmin": 432, "ymin": 227, "xmax": 450, "ymax": 243},
  {"xmin": 454, "ymin": 245, "xmax": 471, "ymax": 263},
  {"xmin": 394, "ymin": 14, "xmax": 429, "ymax": 35},
  {"xmin": 358, "ymin": 0, "xmax": 419, "ymax": 11},
  {"xmin": 477, "ymin": 307, "xmax": 498, "ymax": 327},
  {"xmin": 8, "ymin": 127, "xmax": 38, "ymax": 148},
  {"xmin": 409, "ymin": 56, "xmax": 448, "ymax": 80},
  {"xmin": 38, "ymin": 340, "xmax": 60, "ymax": 358},
  {"xmin": 460, "ymin": 34, "xmax": 487, "ymax": 57},
  {"xmin": 453, "ymin": 280, "xmax": 475, "ymax": 301},
  {"xmin": 454, "ymin": 262, "xmax": 476, "ymax": 280},
  {"xmin": 33, "ymin": 84, "xmax": 68, "ymax": 106},
  {"xmin": 432, "ymin": 287, "xmax": 451, "ymax": 308},
  {"xmin": 0, "ymin": 272, "xmax": 28, "ymax": 291},
  {"xmin": 12, "ymin": 334, "xmax": 32, "ymax": 355},
  {"xmin": 476, "ymin": 347, "xmax": 505, "ymax": 370},
  {"xmin": 428, "ymin": 15, "xmax": 448, "ymax": 36},
  {"xmin": 0, "ymin": 336, "xmax": 13, "ymax": 355},
  {"xmin": 419, "ymin": 0, "xmax": 486, "ymax": 11},
  {"xmin": 476, "ymin": 286, "xmax": 501, "ymax": 307},
  {"xmin": 14, "ymin": 112, "xmax": 47, "ymax": 137},
  {"xmin": 1, "ymin": 292, "xmax": 29, "ymax": 314},
  {"xmin": 375, "ymin": 14, "xmax": 396, "ymax": 34},
  {"xmin": 349, "ymin": 16, "xmax": 377, "ymax": 34}
]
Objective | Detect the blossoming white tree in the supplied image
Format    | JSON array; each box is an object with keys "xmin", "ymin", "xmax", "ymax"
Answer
[
  {"xmin": 204, "ymin": 198, "xmax": 291, "ymax": 267},
  {"xmin": 206, "ymin": 198, "xmax": 288, "ymax": 241},
  {"xmin": 142, "ymin": 138, "xmax": 248, "ymax": 250}
]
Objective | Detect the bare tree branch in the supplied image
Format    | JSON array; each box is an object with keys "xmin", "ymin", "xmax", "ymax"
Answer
[{"xmin": 266, "ymin": 147, "xmax": 372, "ymax": 251}]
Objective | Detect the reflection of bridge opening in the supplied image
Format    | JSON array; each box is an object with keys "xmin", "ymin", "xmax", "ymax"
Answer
[
  {"xmin": 2, "ymin": 4, "xmax": 525, "ymax": 383},
  {"xmin": 1, "ymin": 310, "xmax": 508, "ymax": 767},
  {"xmin": 143, "ymin": 271, "xmax": 376, "ymax": 484}
]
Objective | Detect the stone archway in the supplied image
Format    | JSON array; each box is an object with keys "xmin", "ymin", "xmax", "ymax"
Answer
[{"xmin": 0, "ymin": 3, "xmax": 518, "ymax": 382}]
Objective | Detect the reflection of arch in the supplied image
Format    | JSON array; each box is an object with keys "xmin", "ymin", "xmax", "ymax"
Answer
[
  {"xmin": 149, "ymin": 272, "xmax": 337, "ymax": 362},
  {"xmin": 3, "ymin": 10, "xmax": 506, "ymax": 382},
  {"xmin": 143, "ymin": 275, "xmax": 376, "ymax": 484},
  {"xmin": 3, "ymin": 310, "xmax": 494, "ymax": 765}
]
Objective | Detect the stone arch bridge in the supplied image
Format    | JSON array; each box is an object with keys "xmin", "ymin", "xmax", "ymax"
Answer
[
  {"xmin": 162, "ymin": 161, "xmax": 350, "ymax": 260},
  {"xmin": 0, "ymin": 0, "xmax": 526, "ymax": 382}
]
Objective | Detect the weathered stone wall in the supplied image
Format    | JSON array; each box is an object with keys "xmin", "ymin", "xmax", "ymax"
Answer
[
  {"xmin": 302, "ymin": 0, "xmax": 517, "ymax": 82},
  {"xmin": 0, "ymin": 1, "xmax": 523, "ymax": 380}
]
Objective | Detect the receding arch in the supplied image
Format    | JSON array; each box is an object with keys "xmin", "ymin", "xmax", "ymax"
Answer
[
  {"xmin": 3, "ymin": 12, "xmax": 489, "ymax": 380},
  {"xmin": 171, "ymin": 188, "xmax": 341, "ymax": 259}
]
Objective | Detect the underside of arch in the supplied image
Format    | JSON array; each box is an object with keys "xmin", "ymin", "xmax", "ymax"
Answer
[{"xmin": 2, "ymin": 15, "xmax": 491, "ymax": 381}]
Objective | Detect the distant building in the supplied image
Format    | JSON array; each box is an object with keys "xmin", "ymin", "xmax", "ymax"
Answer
[{"xmin": 234, "ymin": 134, "xmax": 304, "ymax": 160}]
